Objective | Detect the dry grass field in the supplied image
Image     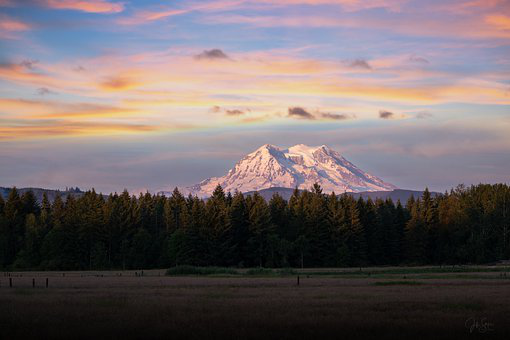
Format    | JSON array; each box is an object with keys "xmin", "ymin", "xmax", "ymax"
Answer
[{"xmin": 1, "ymin": 267, "xmax": 509, "ymax": 339}]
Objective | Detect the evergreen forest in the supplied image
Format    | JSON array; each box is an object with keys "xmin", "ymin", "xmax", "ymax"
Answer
[{"xmin": 0, "ymin": 183, "xmax": 509, "ymax": 270}]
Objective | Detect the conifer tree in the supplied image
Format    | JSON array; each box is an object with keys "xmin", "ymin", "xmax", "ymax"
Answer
[
  {"xmin": 3, "ymin": 187, "xmax": 23, "ymax": 265},
  {"xmin": 247, "ymin": 192, "xmax": 273, "ymax": 267},
  {"xmin": 404, "ymin": 200, "xmax": 428, "ymax": 264},
  {"xmin": 339, "ymin": 199, "xmax": 367, "ymax": 266},
  {"xmin": 229, "ymin": 191, "xmax": 249, "ymax": 266}
]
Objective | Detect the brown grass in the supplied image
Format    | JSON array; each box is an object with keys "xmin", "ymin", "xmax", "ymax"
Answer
[{"xmin": 1, "ymin": 268, "xmax": 509, "ymax": 339}]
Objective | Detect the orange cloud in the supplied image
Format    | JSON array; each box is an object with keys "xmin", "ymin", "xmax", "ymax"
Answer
[
  {"xmin": 485, "ymin": 14, "xmax": 510, "ymax": 30},
  {"xmin": 99, "ymin": 76, "xmax": 141, "ymax": 91},
  {"xmin": 43, "ymin": 0, "xmax": 124, "ymax": 13},
  {"xmin": 0, "ymin": 121, "xmax": 158, "ymax": 140},
  {"xmin": 1, "ymin": 48, "xmax": 508, "ymax": 143},
  {"xmin": 0, "ymin": 98, "xmax": 138, "ymax": 119}
]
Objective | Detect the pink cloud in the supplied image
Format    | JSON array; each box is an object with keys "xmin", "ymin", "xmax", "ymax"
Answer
[
  {"xmin": 0, "ymin": 14, "xmax": 31, "ymax": 38},
  {"xmin": 117, "ymin": 1, "xmax": 246, "ymax": 25},
  {"xmin": 117, "ymin": 8, "xmax": 189, "ymax": 25},
  {"xmin": 43, "ymin": 0, "xmax": 124, "ymax": 13}
]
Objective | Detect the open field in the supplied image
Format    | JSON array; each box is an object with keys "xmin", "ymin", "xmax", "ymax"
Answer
[{"xmin": 1, "ymin": 266, "xmax": 509, "ymax": 339}]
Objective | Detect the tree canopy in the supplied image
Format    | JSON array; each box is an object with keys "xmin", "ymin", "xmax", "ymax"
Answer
[{"xmin": 0, "ymin": 183, "xmax": 508, "ymax": 270}]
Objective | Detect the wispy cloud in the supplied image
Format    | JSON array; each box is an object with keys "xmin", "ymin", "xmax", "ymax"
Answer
[
  {"xmin": 288, "ymin": 107, "xmax": 352, "ymax": 120},
  {"xmin": 116, "ymin": 1, "xmax": 245, "ymax": 25},
  {"xmin": 288, "ymin": 106, "xmax": 315, "ymax": 119},
  {"xmin": 99, "ymin": 76, "xmax": 140, "ymax": 91},
  {"xmin": 408, "ymin": 54, "xmax": 429, "ymax": 64},
  {"xmin": 379, "ymin": 110, "xmax": 394, "ymax": 119},
  {"xmin": 117, "ymin": 8, "xmax": 188, "ymax": 25},
  {"xmin": 0, "ymin": 121, "xmax": 157, "ymax": 140},
  {"xmin": 20, "ymin": 59, "xmax": 38, "ymax": 70},
  {"xmin": 416, "ymin": 111, "xmax": 433, "ymax": 119},
  {"xmin": 210, "ymin": 105, "xmax": 250, "ymax": 116},
  {"xmin": 0, "ymin": 98, "xmax": 137, "ymax": 119},
  {"xmin": 0, "ymin": 14, "xmax": 32, "ymax": 38},
  {"xmin": 42, "ymin": 0, "xmax": 124, "ymax": 13},
  {"xmin": 225, "ymin": 109, "xmax": 246, "ymax": 115},
  {"xmin": 485, "ymin": 14, "xmax": 510, "ymax": 30},
  {"xmin": 194, "ymin": 49, "xmax": 229, "ymax": 60},
  {"xmin": 321, "ymin": 112, "xmax": 349, "ymax": 120},
  {"xmin": 205, "ymin": 7, "xmax": 510, "ymax": 39},
  {"xmin": 37, "ymin": 87, "xmax": 57, "ymax": 95},
  {"xmin": 348, "ymin": 59, "xmax": 372, "ymax": 70}
]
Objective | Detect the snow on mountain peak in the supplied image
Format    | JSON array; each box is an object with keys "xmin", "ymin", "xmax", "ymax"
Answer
[{"xmin": 184, "ymin": 144, "xmax": 397, "ymax": 197}]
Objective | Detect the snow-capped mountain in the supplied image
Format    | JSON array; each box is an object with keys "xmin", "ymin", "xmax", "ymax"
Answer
[{"xmin": 180, "ymin": 144, "xmax": 397, "ymax": 198}]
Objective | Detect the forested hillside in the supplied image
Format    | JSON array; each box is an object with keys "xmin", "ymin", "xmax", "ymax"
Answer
[{"xmin": 0, "ymin": 183, "xmax": 508, "ymax": 270}]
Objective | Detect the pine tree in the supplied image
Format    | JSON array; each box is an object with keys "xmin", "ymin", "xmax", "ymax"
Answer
[
  {"xmin": 206, "ymin": 185, "xmax": 233, "ymax": 265},
  {"xmin": 269, "ymin": 193, "xmax": 290, "ymax": 240},
  {"xmin": 21, "ymin": 190, "xmax": 40, "ymax": 216},
  {"xmin": 14, "ymin": 213, "xmax": 41, "ymax": 268},
  {"xmin": 3, "ymin": 187, "xmax": 24, "ymax": 266},
  {"xmin": 0, "ymin": 194, "xmax": 7, "ymax": 268},
  {"xmin": 229, "ymin": 191, "xmax": 249, "ymax": 266},
  {"xmin": 0, "ymin": 194, "xmax": 4, "ymax": 214},
  {"xmin": 404, "ymin": 200, "xmax": 428, "ymax": 264},
  {"xmin": 247, "ymin": 192, "xmax": 273, "ymax": 267},
  {"xmin": 164, "ymin": 188, "xmax": 188, "ymax": 233},
  {"xmin": 306, "ymin": 183, "xmax": 332, "ymax": 266},
  {"xmin": 358, "ymin": 197, "xmax": 376, "ymax": 265},
  {"xmin": 392, "ymin": 200, "xmax": 407, "ymax": 264},
  {"xmin": 339, "ymin": 199, "xmax": 367, "ymax": 267}
]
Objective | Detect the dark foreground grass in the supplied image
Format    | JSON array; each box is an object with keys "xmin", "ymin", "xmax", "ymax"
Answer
[
  {"xmin": 373, "ymin": 280, "xmax": 423, "ymax": 286},
  {"xmin": 165, "ymin": 265, "xmax": 297, "ymax": 277},
  {"xmin": 299, "ymin": 265, "xmax": 510, "ymax": 277},
  {"xmin": 165, "ymin": 265, "xmax": 238, "ymax": 276},
  {"xmin": 1, "ymin": 269, "xmax": 509, "ymax": 340}
]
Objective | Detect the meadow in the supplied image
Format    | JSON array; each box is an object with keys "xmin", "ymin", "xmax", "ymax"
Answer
[{"xmin": 1, "ymin": 266, "xmax": 509, "ymax": 339}]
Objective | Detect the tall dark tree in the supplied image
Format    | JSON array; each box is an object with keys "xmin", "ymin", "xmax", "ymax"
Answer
[{"xmin": 247, "ymin": 192, "xmax": 273, "ymax": 267}]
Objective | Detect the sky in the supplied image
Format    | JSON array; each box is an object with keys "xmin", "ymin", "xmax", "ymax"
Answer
[{"xmin": 0, "ymin": 0, "xmax": 509, "ymax": 194}]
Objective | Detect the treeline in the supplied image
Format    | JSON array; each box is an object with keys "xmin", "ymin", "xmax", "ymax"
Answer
[{"xmin": 0, "ymin": 183, "xmax": 509, "ymax": 270}]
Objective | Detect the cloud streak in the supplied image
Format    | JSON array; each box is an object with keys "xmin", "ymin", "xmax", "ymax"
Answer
[
  {"xmin": 349, "ymin": 59, "xmax": 372, "ymax": 70},
  {"xmin": 288, "ymin": 107, "xmax": 352, "ymax": 120},
  {"xmin": 42, "ymin": 0, "xmax": 124, "ymax": 13},
  {"xmin": 288, "ymin": 107, "xmax": 315, "ymax": 119},
  {"xmin": 0, "ymin": 14, "xmax": 32, "ymax": 38},
  {"xmin": 194, "ymin": 49, "xmax": 229, "ymax": 60},
  {"xmin": 0, "ymin": 121, "xmax": 157, "ymax": 140},
  {"xmin": 379, "ymin": 110, "xmax": 394, "ymax": 119}
]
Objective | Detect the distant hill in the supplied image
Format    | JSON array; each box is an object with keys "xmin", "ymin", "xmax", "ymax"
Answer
[
  {"xmin": 2, "ymin": 186, "xmax": 439, "ymax": 205},
  {"xmin": 244, "ymin": 187, "xmax": 439, "ymax": 202},
  {"xmin": 0, "ymin": 187, "xmax": 86, "ymax": 203}
]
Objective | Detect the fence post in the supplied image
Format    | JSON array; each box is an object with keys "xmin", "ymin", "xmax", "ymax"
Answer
[
  {"xmin": 9, "ymin": 278, "xmax": 12, "ymax": 288},
  {"xmin": 32, "ymin": 278, "xmax": 35, "ymax": 288},
  {"xmin": 297, "ymin": 275, "xmax": 300, "ymax": 286},
  {"xmin": 46, "ymin": 278, "xmax": 48, "ymax": 288}
]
